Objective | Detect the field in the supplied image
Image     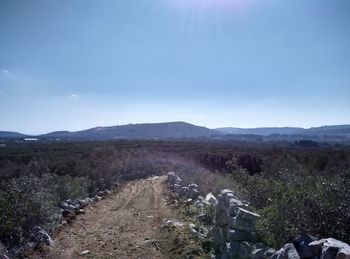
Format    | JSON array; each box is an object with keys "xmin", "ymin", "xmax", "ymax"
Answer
[{"xmin": 0, "ymin": 139, "xmax": 349, "ymax": 256}]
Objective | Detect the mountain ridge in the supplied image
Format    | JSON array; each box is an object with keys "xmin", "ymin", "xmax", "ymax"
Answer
[{"xmin": 1, "ymin": 122, "xmax": 350, "ymax": 141}]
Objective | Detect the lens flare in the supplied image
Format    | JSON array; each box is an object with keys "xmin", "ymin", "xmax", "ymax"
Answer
[{"xmin": 167, "ymin": 0, "xmax": 256, "ymax": 13}]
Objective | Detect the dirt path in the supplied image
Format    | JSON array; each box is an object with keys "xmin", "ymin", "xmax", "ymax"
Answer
[{"xmin": 33, "ymin": 176, "xmax": 185, "ymax": 259}]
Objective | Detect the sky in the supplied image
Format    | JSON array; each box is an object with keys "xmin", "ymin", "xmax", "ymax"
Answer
[{"xmin": 0, "ymin": 0, "xmax": 349, "ymax": 134}]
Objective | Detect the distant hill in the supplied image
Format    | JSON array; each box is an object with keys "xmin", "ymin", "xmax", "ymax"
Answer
[
  {"xmin": 216, "ymin": 125, "xmax": 350, "ymax": 136},
  {"xmin": 1, "ymin": 123, "xmax": 350, "ymax": 142},
  {"xmin": 304, "ymin": 125, "xmax": 350, "ymax": 136},
  {"xmin": 0, "ymin": 131, "xmax": 28, "ymax": 139},
  {"xmin": 42, "ymin": 131, "xmax": 74, "ymax": 138},
  {"xmin": 216, "ymin": 127, "xmax": 304, "ymax": 136},
  {"xmin": 73, "ymin": 121, "xmax": 218, "ymax": 140},
  {"xmin": 40, "ymin": 122, "xmax": 219, "ymax": 140}
]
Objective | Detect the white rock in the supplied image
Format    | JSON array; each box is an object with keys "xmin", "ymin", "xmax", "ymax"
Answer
[
  {"xmin": 205, "ymin": 192, "xmax": 218, "ymax": 205},
  {"xmin": 80, "ymin": 250, "xmax": 90, "ymax": 255}
]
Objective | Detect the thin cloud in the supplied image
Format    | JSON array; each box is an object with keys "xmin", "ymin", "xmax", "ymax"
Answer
[
  {"xmin": 70, "ymin": 94, "xmax": 79, "ymax": 98},
  {"xmin": 2, "ymin": 69, "xmax": 14, "ymax": 78}
]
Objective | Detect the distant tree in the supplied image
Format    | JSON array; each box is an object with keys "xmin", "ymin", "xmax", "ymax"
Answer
[{"xmin": 237, "ymin": 154, "xmax": 263, "ymax": 175}]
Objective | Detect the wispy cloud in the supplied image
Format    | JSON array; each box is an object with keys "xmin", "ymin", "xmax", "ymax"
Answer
[
  {"xmin": 2, "ymin": 69, "xmax": 14, "ymax": 78},
  {"xmin": 69, "ymin": 94, "xmax": 79, "ymax": 98}
]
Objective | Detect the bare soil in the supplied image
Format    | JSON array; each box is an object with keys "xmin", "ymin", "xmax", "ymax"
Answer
[{"xmin": 30, "ymin": 176, "xmax": 207, "ymax": 259}]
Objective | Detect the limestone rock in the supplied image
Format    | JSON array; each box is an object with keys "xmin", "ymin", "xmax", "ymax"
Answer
[
  {"xmin": 251, "ymin": 248, "xmax": 267, "ymax": 259},
  {"xmin": 231, "ymin": 207, "xmax": 260, "ymax": 232},
  {"xmin": 33, "ymin": 226, "xmax": 54, "ymax": 247},
  {"xmin": 189, "ymin": 188, "xmax": 199, "ymax": 199},
  {"xmin": 337, "ymin": 247, "xmax": 350, "ymax": 259},
  {"xmin": 227, "ymin": 198, "xmax": 247, "ymax": 216},
  {"xmin": 188, "ymin": 183, "xmax": 198, "ymax": 189},
  {"xmin": 293, "ymin": 234, "xmax": 318, "ymax": 259},
  {"xmin": 228, "ymin": 229, "xmax": 258, "ymax": 243},
  {"xmin": 284, "ymin": 243, "xmax": 300, "ymax": 259},
  {"xmin": 271, "ymin": 248, "xmax": 285, "ymax": 259},
  {"xmin": 205, "ymin": 192, "xmax": 218, "ymax": 205},
  {"xmin": 179, "ymin": 186, "xmax": 189, "ymax": 198},
  {"xmin": 309, "ymin": 238, "xmax": 350, "ymax": 258}
]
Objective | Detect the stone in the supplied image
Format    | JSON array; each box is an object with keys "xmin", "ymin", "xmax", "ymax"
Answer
[
  {"xmin": 76, "ymin": 209, "xmax": 85, "ymax": 215},
  {"xmin": 205, "ymin": 192, "xmax": 218, "ymax": 205},
  {"xmin": 224, "ymin": 192, "xmax": 236, "ymax": 205},
  {"xmin": 62, "ymin": 209, "xmax": 75, "ymax": 218},
  {"xmin": 264, "ymin": 248, "xmax": 276, "ymax": 257},
  {"xmin": 215, "ymin": 196, "xmax": 226, "ymax": 213},
  {"xmin": 284, "ymin": 243, "xmax": 300, "ymax": 259},
  {"xmin": 174, "ymin": 175, "xmax": 182, "ymax": 185},
  {"xmin": 337, "ymin": 247, "xmax": 350, "ymax": 259},
  {"xmin": 212, "ymin": 227, "xmax": 223, "ymax": 251},
  {"xmin": 271, "ymin": 248, "xmax": 285, "ymax": 259},
  {"xmin": 251, "ymin": 248, "xmax": 267, "ymax": 259},
  {"xmin": 33, "ymin": 226, "xmax": 54, "ymax": 246},
  {"xmin": 227, "ymin": 198, "xmax": 247, "ymax": 216},
  {"xmin": 309, "ymin": 238, "xmax": 350, "ymax": 258},
  {"xmin": 179, "ymin": 186, "xmax": 189, "ymax": 198},
  {"xmin": 161, "ymin": 220, "xmax": 183, "ymax": 228},
  {"xmin": 239, "ymin": 241, "xmax": 253, "ymax": 258},
  {"xmin": 167, "ymin": 172, "xmax": 176, "ymax": 185},
  {"xmin": 251, "ymin": 247, "xmax": 276, "ymax": 258},
  {"xmin": 220, "ymin": 189, "xmax": 235, "ymax": 196},
  {"xmin": 188, "ymin": 183, "xmax": 198, "ymax": 189},
  {"xmin": 59, "ymin": 201, "xmax": 76, "ymax": 211},
  {"xmin": 216, "ymin": 209, "xmax": 230, "ymax": 227},
  {"xmin": 227, "ymin": 241, "xmax": 241, "ymax": 257},
  {"xmin": 93, "ymin": 195, "xmax": 102, "ymax": 202},
  {"xmin": 322, "ymin": 246, "xmax": 339, "ymax": 259},
  {"xmin": 231, "ymin": 208, "xmax": 260, "ymax": 232},
  {"xmin": 309, "ymin": 239, "xmax": 326, "ymax": 256},
  {"xmin": 198, "ymin": 213, "xmax": 213, "ymax": 225},
  {"xmin": 213, "ymin": 227, "xmax": 228, "ymax": 251},
  {"xmin": 228, "ymin": 229, "xmax": 258, "ymax": 242},
  {"xmin": 97, "ymin": 190, "xmax": 106, "ymax": 196},
  {"xmin": 236, "ymin": 207, "xmax": 260, "ymax": 222},
  {"xmin": 80, "ymin": 250, "xmax": 90, "ymax": 255},
  {"xmin": 189, "ymin": 188, "xmax": 199, "ymax": 199},
  {"xmin": 173, "ymin": 184, "xmax": 181, "ymax": 191},
  {"xmin": 84, "ymin": 197, "xmax": 93, "ymax": 203},
  {"xmin": 77, "ymin": 199, "xmax": 88, "ymax": 208},
  {"xmin": 293, "ymin": 234, "xmax": 318, "ymax": 259},
  {"xmin": 189, "ymin": 226, "xmax": 206, "ymax": 241}
]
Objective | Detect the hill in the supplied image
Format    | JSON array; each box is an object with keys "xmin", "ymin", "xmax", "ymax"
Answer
[
  {"xmin": 1, "ymin": 123, "xmax": 350, "ymax": 142},
  {"xmin": 216, "ymin": 127, "xmax": 304, "ymax": 136},
  {"xmin": 41, "ymin": 122, "xmax": 219, "ymax": 140},
  {"xmin": 0, "ymin": 131, "xmax": 28, "ymax": 139}
]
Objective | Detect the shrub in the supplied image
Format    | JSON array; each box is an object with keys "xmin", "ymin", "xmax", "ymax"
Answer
[{"xmin": 229, "ymin": 168, "xmax": 350, "ymax": 248}]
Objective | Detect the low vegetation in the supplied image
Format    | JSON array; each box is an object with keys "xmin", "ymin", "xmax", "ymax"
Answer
[{"xmin": 0, "ymin": 140, "xmax": 349, "ymax": 254}]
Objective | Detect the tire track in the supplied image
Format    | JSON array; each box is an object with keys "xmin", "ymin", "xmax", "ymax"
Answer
[{"xmin": 34, "ymin": 176, "xmax": 174, "ymax": 259}]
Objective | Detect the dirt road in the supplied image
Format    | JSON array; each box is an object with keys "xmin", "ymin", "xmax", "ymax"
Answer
[{"xmin": 33, "ymin": 175, "xmax": 205, "ymax": 259}]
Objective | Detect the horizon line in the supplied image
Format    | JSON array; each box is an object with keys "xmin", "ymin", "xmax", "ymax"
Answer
[{"xmin": 1, "ymin": 121, "xmax": 350, "ymax": 136}]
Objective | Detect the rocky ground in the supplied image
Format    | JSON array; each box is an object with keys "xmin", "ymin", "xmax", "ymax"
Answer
[{"xmin": 29, "ymin": 175, "xmax": 207, "ymax": 259}]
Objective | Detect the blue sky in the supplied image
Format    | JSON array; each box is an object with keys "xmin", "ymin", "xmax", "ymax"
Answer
[{"xmin": 0, "ymin": 0, "xmax": 349, "ymax": 134}]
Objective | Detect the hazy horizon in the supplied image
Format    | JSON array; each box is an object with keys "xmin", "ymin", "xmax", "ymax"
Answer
[
  {"xmin": 2, "ymin": 121, "xmax": 350, "ymax": 136},
  {"xmin": 1, "ymin": 0, "xmax": 349, "ymax": 134}
]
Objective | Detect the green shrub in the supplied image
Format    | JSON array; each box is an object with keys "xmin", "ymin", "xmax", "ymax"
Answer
[{"xmin": 229, "ymin": 168, "xmax": 350, "ymax": 248}]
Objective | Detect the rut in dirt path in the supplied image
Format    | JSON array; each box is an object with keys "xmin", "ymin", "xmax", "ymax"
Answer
[{"xmin": 36, "ymin": 176, "xmax": 178, "ymax": 259}]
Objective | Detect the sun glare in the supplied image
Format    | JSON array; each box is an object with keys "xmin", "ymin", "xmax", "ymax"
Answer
[{"xmin": 167, "ymin": 0, "xmax": 255, "ymax": 12}]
